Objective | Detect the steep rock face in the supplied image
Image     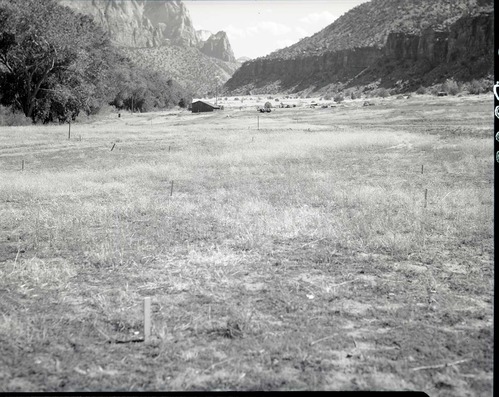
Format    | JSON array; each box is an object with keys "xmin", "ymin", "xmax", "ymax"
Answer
[
  {"xmin": 382, "ymin": 10, "xmax": 493, "ymax": 73},
  {"xmin": 384, "ymin": 28, "xmax": 449, "ymax": 65},
  {"xmin": 59, "ymin": 0, "xmax": 157, "ymax": 47},
  {"xmin": 197, "ymin": 30, "xmax": 213, "ymax": 42},
  {"xmin": 199, "ymin": 31, "xmax": 236, "ymax": 63},
  {"xmin": 143, "ymin": 1, "xmax": 199, "ymax": 47},
  {"xmin": 60, "ymin": 0, "xmax": 200, "ymax": 48},
  {"xmin": 446, "ymin": 11, "xmax": 493, "ymax": 63}
]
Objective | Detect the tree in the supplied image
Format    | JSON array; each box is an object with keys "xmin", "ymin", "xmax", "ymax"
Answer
[{"xmin": 0, "ymin": 0, "xmax": 118, "ymax": 122}]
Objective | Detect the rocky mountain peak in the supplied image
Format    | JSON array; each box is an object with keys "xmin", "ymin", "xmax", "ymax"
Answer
[
  {"xmin": 199, "ymin": 31, "xmax": 236, "ymax": 63},
  {"xmin": 197, "ymin": 30, "xmax": 214, "ymax": 42}
]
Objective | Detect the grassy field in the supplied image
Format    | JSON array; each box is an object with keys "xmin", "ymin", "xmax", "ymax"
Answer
[{"xmin": 0, "ymin": 94, "xmax": 493, "ymax": 393}]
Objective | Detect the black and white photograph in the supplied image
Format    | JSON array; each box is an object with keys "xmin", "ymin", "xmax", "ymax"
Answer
[{"xmin": 0, "ymin": 0, "xmax": 494, "ymax": 394}]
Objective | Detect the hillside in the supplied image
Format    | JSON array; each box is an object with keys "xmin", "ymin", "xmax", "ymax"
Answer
[
  {"xmin": 225, "ymin": 0, "xmax": 493, "ymax": 94},
  {"xmin": 122, "ymin": 46, "xmax": 239, "ymax": 96}
]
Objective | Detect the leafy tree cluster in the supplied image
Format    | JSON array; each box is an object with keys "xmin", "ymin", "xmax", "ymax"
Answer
[
  {"xmin": 110, "ymin": 57, "xmax": 191, "ymax": 113},
  {"xmin": 0, "ymin": 0, "xmax": 191, "ymax": 124}
]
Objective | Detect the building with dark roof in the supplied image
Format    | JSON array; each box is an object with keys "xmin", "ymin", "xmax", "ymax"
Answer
[{"xmin": 190, "ymin": 100, "xmax": 221, "ymax": 113}]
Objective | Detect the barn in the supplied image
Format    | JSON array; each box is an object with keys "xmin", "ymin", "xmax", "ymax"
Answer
[{"xmin": 190, "ymin": 100, "xmax": 221, "ymax": 113}]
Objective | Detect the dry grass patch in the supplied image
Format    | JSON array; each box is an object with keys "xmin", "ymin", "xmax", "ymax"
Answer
[{"xmin": 0, "ymin": 96, "xmax": 493, "ymax": 393}]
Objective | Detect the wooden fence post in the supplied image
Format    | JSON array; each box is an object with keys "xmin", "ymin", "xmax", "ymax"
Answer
[{"xmin": 143, "ymin": 297, "xmax": 151, "ymax": 342}]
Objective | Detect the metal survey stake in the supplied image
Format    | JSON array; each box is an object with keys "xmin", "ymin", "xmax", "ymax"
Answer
[{"xmin": 143, "ymin": 297, "xmax": 151, "ymax": 342}]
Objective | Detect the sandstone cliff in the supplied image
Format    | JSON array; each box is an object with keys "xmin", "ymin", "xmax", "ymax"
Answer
[
  {"xmin": 199, "ymin": 31, "xmax": 236, "ymax": 63},
  {"xmin": 59, "ymin": 0, "xmax": 157, "ymax": 47}
]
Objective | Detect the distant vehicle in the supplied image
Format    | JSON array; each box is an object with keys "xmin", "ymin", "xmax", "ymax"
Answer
[{"xmin": 437, "ymin": 92, "xmax": 448, "ymax": 96}]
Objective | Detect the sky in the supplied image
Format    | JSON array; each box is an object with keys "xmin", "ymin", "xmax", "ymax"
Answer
[{"xmin": 186, "ymin": 0, "xmax": 369, "ymax": 60}]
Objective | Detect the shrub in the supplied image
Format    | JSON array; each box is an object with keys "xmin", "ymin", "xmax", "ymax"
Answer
[
  {"xmin": 468, "ymin": 79, "xmax": 488, "ymax": 95},
  {"xmin": 323, "ymin": 94, "xmax": 332, "ymax": 100},
  {"xmin": 377, "ymin": 88, "xmax": 390, "ymax": 98},
  {"xmin": 264, "ymin": 101, "xmax": 272, "ymax": 109},
  {"xmin": 416, "ymin": 86, "xmax": 426, "ymax": 95},
  {"xmin": 0, "ymin": 106, "xmax": 32, "ymax": 126},
  {"xmin": 350, "ymin": 92, "xmax": 357, "ymax": 100},
  {"xmin": 441, "ymin": 79, "xmax": 460, "ymax": 96},
  {"xmin": 333, "ymin": 94, "xmax": 344, "ymax": 103}
]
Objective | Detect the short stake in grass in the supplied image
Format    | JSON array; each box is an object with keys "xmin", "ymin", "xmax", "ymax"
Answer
[
  {"xmin": 68, "ymin": 121, "xmax": 71, "ymax": 140},
  {"xmin": 144, "ymin": 297, "xmax": 151, "ymax": 342},
  {"xmin": 424, "ymin": 189, "xmax": 428, "ymax": 208},
  {"xmin": 111, "ymin": 143, "xmax": 116, "ymax": 152}
]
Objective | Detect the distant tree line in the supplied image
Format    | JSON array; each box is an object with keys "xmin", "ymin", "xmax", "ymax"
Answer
[{"xmin": 0, "ymin": 0, "xmax": 191, "ymax": 124}]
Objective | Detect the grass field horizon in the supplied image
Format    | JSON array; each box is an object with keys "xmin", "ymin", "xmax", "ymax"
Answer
[{"xmin": 0, "ymin": 94, "xmax": 493, "ymax": 393}]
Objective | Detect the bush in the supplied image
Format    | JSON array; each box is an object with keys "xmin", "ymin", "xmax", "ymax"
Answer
[
  {"xmin": 264, "ymin": 101, "xmax": 272, "ymax": 109},
  {"xmin": 0, "ymin": 106, "xmax": 32, "ymax": 126},
  {"xmin": 416, "ymin": 86, "xmax": 426, "ymax": 95},
  {"xmin": 441, "ymin": 79, "xmax": 460, "ymax": 96},
  {"xmin": 377, "ymin": 88, "xmax": 390, "ymax": 98},
  {"xmin": 323, "ymin": 94, "xmax": 332, "ymax": 100},
  {"xmin": 350, "ymin": 92, "xmax": 357, "ymax": 100},
  {"xmin": 468, "ymin": 79, "xmax": 488, "ymax": 95},
  {"xmin": 333, "ymin": 94, "xmax": 344, "ymax": 103}
]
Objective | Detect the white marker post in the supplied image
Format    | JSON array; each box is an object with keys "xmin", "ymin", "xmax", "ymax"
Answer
[{"xmin": 143, "ymin": 297, "xmax": 151, "ymax": 342}]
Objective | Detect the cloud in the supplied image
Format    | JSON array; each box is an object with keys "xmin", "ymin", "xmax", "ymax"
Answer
[
  {"xmin": 247, "ymin": 21, "xmax": 292, "ymax": 36},
  {"xmin": 299, "ymin": 11, "xmax": 335, "ymax": 25},
  {"xmin": 224, "ymin": 24, "xmax": 247, "ymax": 38},
  {"xmin": 225, "ymin": 21, "xmax": 292, "ymax": 40}
]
